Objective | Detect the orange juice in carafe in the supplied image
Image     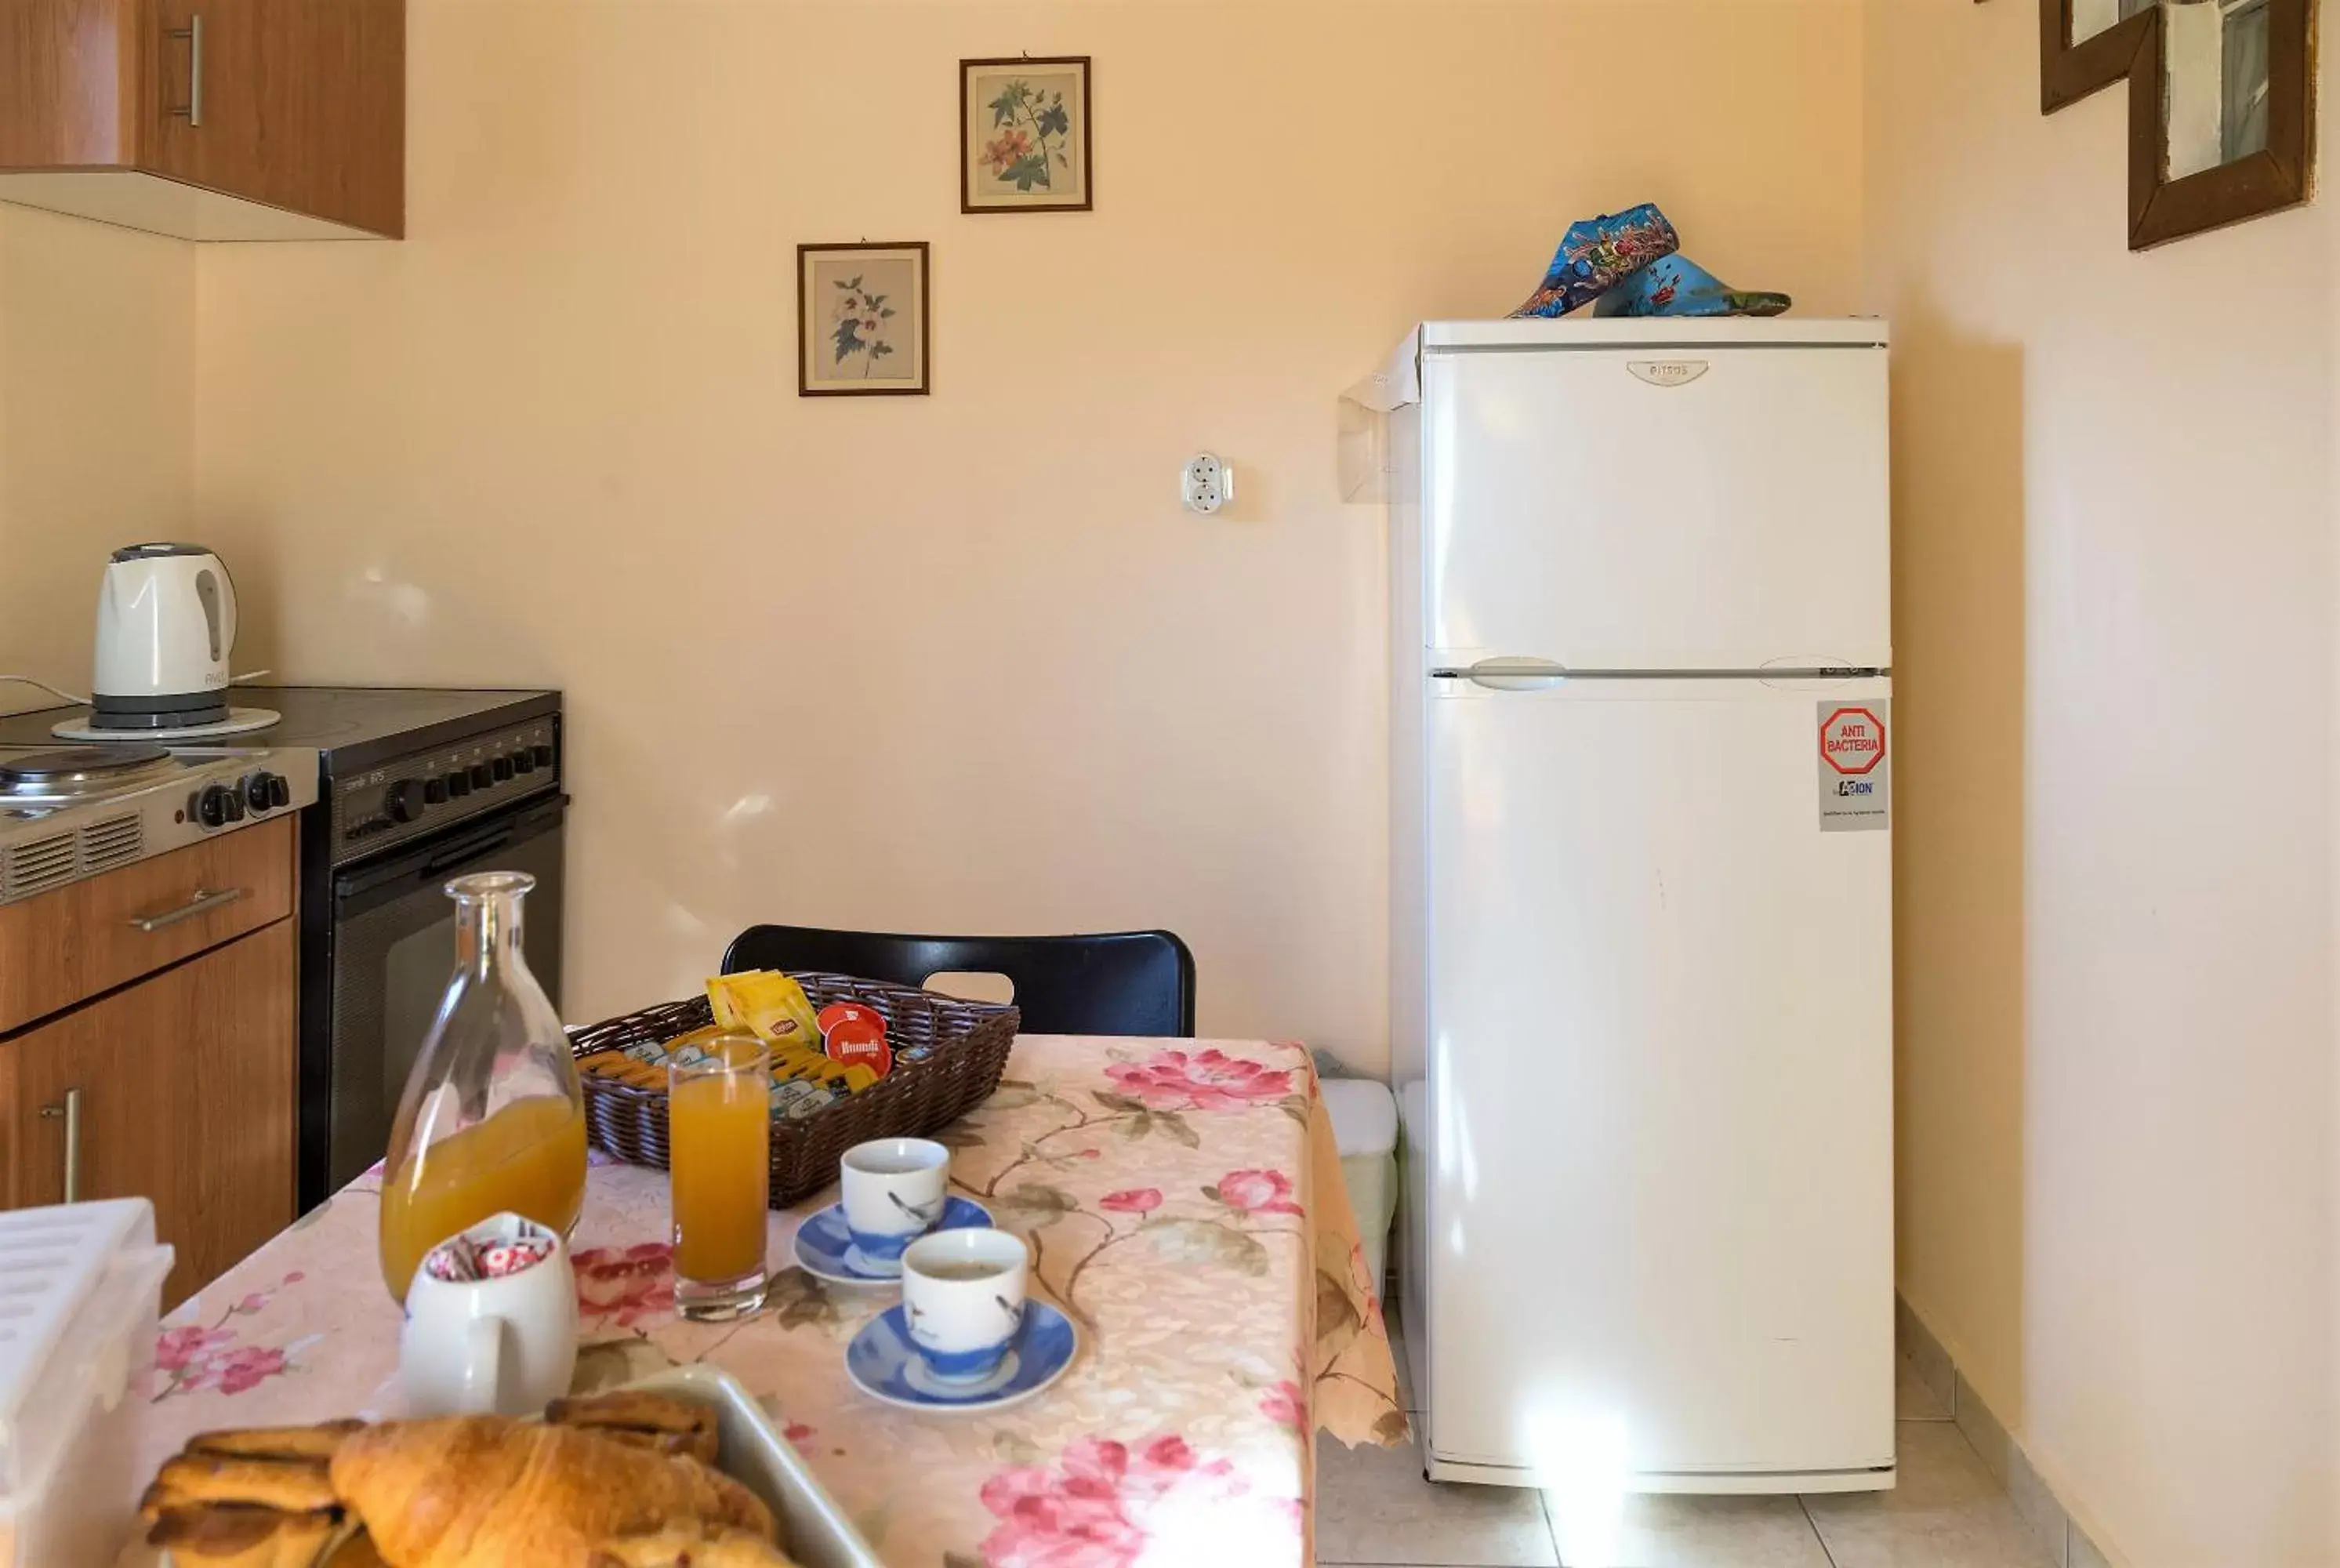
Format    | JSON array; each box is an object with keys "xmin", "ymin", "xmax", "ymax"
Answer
[
  {"xmin": 380, "ymin": 1094, "xmax": 587, "ymax": 1301},
  {"xmin": 379, "ymin": 869, "xmax": 586, "ymax": 1303}
]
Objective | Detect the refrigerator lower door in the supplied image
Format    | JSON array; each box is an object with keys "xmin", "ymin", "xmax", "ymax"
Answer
[{"xmin": 1420, "ymin": 673, "xmax": 1894, "ymax": 1491}]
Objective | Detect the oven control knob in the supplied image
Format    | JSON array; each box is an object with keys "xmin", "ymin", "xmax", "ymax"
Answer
[
  {"xmin": 241, "ymin": 772, "xmax": 284, "ymax": 814},
  {"xmin": 511, "ymin": 750, "xmax": 535, "ymax": 775},
  {"xmin": 267, "ymin": 774, "xmax": 292, "ymax": 809},
  {"xmin": 531, "ymin": 744, "xmax": 554, "ymax": 768},
  {"xmin": 423, "ymin": 775, "xmax": 448, "ymax": 805},
  {"xmin": 491, "ymin": 756, "xmax": 513, "ymax": 783},
  {"xmin": 221, "ymin": 791, "xmax": 246, "ymax": 822},
  {"xmin": 447, "ymin": 771, "xmax": 473, "ymax": 798},
  {"xmin": 470, "ymin": 764, "xmax": 494, "ymax": 789},
  {"xmin": 386, "ymin": 779, "xmax": 430, "ymax": 824},
  {"xmin": 195, "ymin": 784, "xmax": 232, "ymax": 829}
]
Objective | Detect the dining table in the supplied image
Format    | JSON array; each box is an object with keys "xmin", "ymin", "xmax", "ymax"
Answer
[{"xmin": 125, "ymin": 1035, "xmax": 1408, "ymax": 1567}]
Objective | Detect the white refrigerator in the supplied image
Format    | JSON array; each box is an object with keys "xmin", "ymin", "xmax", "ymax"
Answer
[{"xmin": 1389, "ymin": 318, "xmax": 1896, "ymax": 1495}]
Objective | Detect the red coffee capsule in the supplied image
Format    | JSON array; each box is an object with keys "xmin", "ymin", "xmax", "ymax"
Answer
[
  {"xmin": 817, "ymin": 1001, "xmax": 883, "ymax": 1037},
  {"xmin": 824, "ymin": 1015, "xmax": 892, "ymax": 1076}
]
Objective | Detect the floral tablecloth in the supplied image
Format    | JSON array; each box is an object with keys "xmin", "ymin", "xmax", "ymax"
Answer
[{"xmin": 126, "ymin": 1037, "xmax": 1406, "ymax": 1566}]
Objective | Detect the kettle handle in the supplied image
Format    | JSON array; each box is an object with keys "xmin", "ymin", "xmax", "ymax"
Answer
[{"xmin": 194, "ymin": 558, "xmax": 238, "ymax": 664}]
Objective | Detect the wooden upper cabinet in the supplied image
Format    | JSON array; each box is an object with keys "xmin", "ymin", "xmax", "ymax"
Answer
[{"xmin": 0, "ymin": 0, "xmax": 403, "ymax": 240}]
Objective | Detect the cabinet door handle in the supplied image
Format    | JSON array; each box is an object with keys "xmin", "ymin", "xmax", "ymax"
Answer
[
  {"xmin": 38, "ymin": 1089, "xmax": 82, "ymax": 1204},
  {"xmin": 167, "ymin": 14, "xmax": 205, "ymax": 127},
  {"xmin": 129, "ymin": 885, "xmax": 245, "ymax": 932}
]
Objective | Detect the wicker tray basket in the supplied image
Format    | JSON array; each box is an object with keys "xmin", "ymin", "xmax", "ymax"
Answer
[{"xmin": 568, "ymin": 972, "xmax": 1019, "ymax": 1209}]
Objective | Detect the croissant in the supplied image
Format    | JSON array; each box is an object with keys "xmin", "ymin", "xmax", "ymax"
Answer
[
  {"xmin": 585, "ymin": 1527, "xmax": 798, "ymax": 1566},
  {"xmin": 548, "ymin": 1390, "xmax": 720, "ymax": 1466},
  {"xmin": 146, "ymin": 1504, "xmax": 338, "ymax": 1568},
  {"xmin": 331, "ymin": 1416, "xmax": 775, "ymax": 1568}
]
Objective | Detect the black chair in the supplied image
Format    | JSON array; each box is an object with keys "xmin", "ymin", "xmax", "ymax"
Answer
[{"xmin": 720, "ymin": 926, "xmax": 1196, "ymax": 1037}]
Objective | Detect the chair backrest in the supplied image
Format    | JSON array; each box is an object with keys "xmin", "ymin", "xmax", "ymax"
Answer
[{"xmin": 720, "ymin": 926, "xmax": 1196, "ymax": 1038}]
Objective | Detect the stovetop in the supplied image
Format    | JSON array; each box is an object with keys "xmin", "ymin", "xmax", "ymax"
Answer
[
  {"xmin": 0, "ymin": 744, "xmax": 184, "ymax": 809},
  {"xmin": 0, "ymin": 686, "xmax": 559, "ymax": 773},
  {"xmin": 0, "ymin": 742, "xmax": 321, "ymax": 904},
  {"xmin": 0, "ymin": 743, "xmax": 314, "ymax": 822}
]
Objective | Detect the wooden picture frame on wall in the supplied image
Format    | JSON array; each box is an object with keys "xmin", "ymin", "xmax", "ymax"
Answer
[
  {"xmin": 2038, "ymin": 0, "xmax": 2316, "ymax": 250},
  {"xmin": 960, "ymin": 56, "xmax": 1093, "ymax": 213},
  {"xmin": 2038, "ymin": 0, "xmax": 2155, "ymax": 111},
  {"xmin": 797, "ymin": 241, "xmax": 931, "ymax": 397}
]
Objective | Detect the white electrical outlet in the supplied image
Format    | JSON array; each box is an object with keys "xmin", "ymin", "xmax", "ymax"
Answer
[{"xmin": 1181, "ymin": 453, "xmax": 1234, "ymax": 514}]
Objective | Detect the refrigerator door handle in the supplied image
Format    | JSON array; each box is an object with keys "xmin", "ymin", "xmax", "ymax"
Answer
[{"xmin": 1429, "ymin": 657, "xmax": 1569, "ymax": 691}]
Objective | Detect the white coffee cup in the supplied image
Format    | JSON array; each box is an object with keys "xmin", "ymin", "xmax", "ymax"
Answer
[
  {"xmin": 901, "ymin": 1227, "xmax": 1028, "ymax": 1383},
  {"xmin": 399, "ymin": 1212, "xmax": 578, "ymax": 1417},
  {"xmin": 840, "ymin": 1137, "xmax": 950, "ymax": 1273}
]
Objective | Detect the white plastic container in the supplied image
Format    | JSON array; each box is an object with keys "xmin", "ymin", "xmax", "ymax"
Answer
[
  {"xmin": 0, "ymin": 1200, "xmax": 173, "ymax": 1568},
  {"xmin": 1321, "ymin": 1078, "xmax": 1399, "ymax": 1293}
]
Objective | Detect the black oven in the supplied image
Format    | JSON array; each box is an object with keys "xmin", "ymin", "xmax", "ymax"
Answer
[
  {"xmin": 271, "ymin": 692, "xmax": 568, "ymax": 1211},
  {"xmin": 306, "ymin": 791, "xmax": 566, "ymax": 1203}
]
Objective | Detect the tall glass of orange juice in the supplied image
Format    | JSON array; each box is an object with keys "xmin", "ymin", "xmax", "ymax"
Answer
[
  {"xmin": 379, "ymin": 871, "xmax": 587, "ymax": 1303},
  {"xmin": 669, "ymin": 1031, "xmax": 771, "ymax": 1320}
]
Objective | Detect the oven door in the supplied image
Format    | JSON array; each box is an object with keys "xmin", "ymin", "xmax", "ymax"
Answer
[{"xmin": 314, "ymin": 793, "xmax": 566, "ymax": 1205}]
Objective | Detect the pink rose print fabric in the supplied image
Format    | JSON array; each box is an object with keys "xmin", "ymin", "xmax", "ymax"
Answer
[
  {"xmin": 152, "ymin": 1271, "xmax": 314, "ymax": 1403},
  {"xmin": 979, "ymin": 1434, "xmax": 1297, "ymax": 1568},
  {"xmin": 1216, "ymin": 1169, "xmax": 1304, "ymax": 1217},
  {"xmin": 574, "ymin": 1241, "xmax": 677, "ymax": 1327},
  {"xmin": 1098, "ymin": 1189, "xmax": 1163, "ymax": 1215},
  {"xmin": 1259, "ymin": 1380, "xmax": 1308, "ymax": 1430},
  {"xmin": 125, "ymin": 1036, "xmax": 1402, "ymax": 1568},
  {"xmin": 1104, "ymin": 1047, "xmax": 1297, "ymax": 1112}
]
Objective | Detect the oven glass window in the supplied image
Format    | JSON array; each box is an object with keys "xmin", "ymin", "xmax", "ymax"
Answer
[
  {"xmin": 383, "ymin": 913, "xmax": 458, "ymax": 1117},
  {"xmin": 325, "ymin": 801, "xmax": 565, "ymax": 1198}
]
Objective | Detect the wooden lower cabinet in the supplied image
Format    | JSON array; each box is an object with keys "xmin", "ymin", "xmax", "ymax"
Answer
[
  {"xmin": 0, "ymin": 813, "xmax": 294, "ymax": 1036},
  {"xmin": 2, "ymin": 918, "xmax": 296, "ymax": 1307}
]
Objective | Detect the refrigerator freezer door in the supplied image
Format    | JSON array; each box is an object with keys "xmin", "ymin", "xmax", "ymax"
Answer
[
  {"xmin": 1421, "ymin": 676, "xmax": 1894, "ymax": 1486},
  {"xmin": 1421, "ymin": 345, "xmax": 1889, "ymax": 670}
]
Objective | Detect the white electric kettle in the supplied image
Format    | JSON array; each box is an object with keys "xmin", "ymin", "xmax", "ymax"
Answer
[{"xmin": 90, "ymin": 543, "xmax": 238, "ymax": 731}]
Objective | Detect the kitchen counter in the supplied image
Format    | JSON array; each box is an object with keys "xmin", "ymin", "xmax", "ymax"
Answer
[{"xmin": 0, "ymin": 685, "xmax": 558, "ymax": 770}]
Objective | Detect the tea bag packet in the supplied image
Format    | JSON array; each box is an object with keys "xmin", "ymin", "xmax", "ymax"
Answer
[
  {"xmin": 581, "ymin": 1051, "xmax": 666, "ymax": 1089},
  {"xmin": 707, "ymin": 971, "xmax": 824, "ymax": 1052}
]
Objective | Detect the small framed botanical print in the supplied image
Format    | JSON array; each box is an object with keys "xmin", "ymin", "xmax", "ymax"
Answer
[
  {"xmin": 797, "ymin": 241, "xmax": 930, "ymax": 397},
  {"xmin": 960, "ymin": 56, "xmax": 1092, "ymax": 213}
]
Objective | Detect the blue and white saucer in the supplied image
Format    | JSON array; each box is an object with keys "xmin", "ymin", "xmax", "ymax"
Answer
[
  {"xmin": 791, "ymin": 1195, "xmax": 994, "ymax": 1285},
  {"xmin": 844, "ymin": 1300, "xmax": 1078, "ymax": 1412}
]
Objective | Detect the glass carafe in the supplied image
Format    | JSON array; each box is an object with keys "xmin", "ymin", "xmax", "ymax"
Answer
[{"xmin": 379, "ymin": 871, "xmax": 586, "ymax": 1302}]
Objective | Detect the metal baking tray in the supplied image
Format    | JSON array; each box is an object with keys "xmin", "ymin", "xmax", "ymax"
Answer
[{"xmin": 143, "ymin": 1364, "xmax": 878, "ymax": 1568}]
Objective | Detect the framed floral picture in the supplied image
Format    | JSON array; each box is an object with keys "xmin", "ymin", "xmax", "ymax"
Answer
[
  {"xmin": 961, "ymin": 56, "xmax": 1092, "ymax": 213},
  {"xmin": 797, "ymin": 241, "xmax": 929, "ymax": 397}
]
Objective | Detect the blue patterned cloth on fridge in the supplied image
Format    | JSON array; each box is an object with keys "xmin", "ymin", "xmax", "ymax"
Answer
[
  {"xmin": 1509, "ymin": 203, "xmax": 1681, "ymax": 318},
  {"xmin": 1592, "ymin": 252, "xmax": 1791, "ymax": 318}
]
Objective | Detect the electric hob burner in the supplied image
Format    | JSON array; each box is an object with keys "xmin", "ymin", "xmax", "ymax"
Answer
[{"xmin": 0, "ymin": 744, "xmax": 181, "ymax": 803}]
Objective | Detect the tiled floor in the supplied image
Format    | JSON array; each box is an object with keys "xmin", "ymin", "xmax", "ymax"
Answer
[{"xmin": 1317, "ymin": 1316, "xmax": 2058, "ymax": 1567}]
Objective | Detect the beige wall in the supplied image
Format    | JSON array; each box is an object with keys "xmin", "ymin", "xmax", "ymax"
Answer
[
  {"xmin": 9, "ymin": 2, "xmax": 2338, "ymax": 1558},
  {"xmin": 1865, "ymin": 2, "xmax": 2335, "ymax": 1564},
  {"xmin": 0, "ymin": 205, "xmax": 194, "ymax": 707},
  {"xmin": 190, "ymin": 0, "xmax": 1866, "ymax": 1057}
]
